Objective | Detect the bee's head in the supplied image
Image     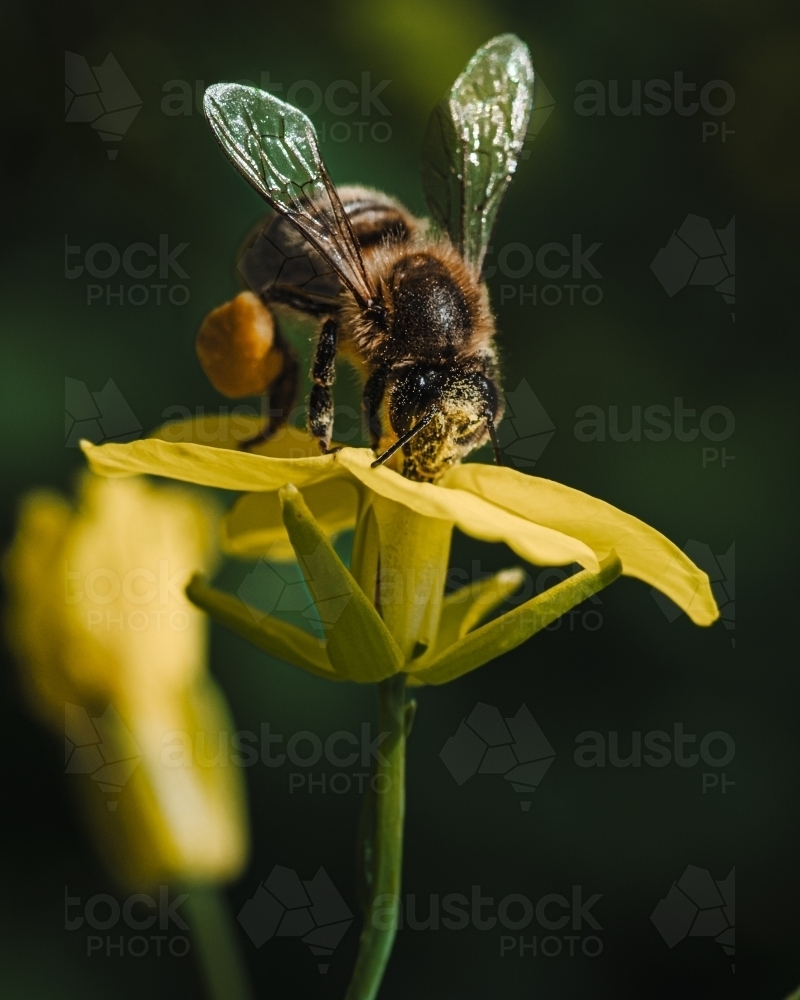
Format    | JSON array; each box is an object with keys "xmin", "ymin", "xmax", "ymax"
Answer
[{"xmin": 377, "ymin": 364, "xmax": 503, "ymax": 482}]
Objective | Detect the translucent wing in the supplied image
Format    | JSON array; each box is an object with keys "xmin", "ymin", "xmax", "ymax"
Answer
[
  {"xmin": 238, "ymin": 211, "xmax": 344, "ymax": 314},
  {"xmin": 204, "ymin": 83, "xmax": 375, "ymax": 308},
  {"xmin": 421, "ymin": 34, "xmax": 534, "ymax": 272}
]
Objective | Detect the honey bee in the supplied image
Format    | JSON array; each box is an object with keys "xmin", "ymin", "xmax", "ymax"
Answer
[{"xmin": 197, "ymin": 34, "xmax": 535, "ymax": 482}]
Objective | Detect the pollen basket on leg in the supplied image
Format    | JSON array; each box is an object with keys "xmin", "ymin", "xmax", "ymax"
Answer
[{"xmin": 195, "ymin": 291, "xmax": 284, "ymax": 398}]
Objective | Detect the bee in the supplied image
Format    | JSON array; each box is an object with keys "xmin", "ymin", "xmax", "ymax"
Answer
[{"xmin": 197, "ymin": 34, "xmax": 535, "ymax": 482}]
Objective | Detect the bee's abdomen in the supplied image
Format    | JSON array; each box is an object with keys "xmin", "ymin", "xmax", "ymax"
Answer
[
  {"xmin": 339, "ymin": 187, "xmax": 415, "ymax": 250},
  {"xmin": 238, "ymin": 186, "xmax": 416, "ymax": 310},
  {"xmin": 389, "ymin": 253, "xmax": 473, "ymax": 350}
]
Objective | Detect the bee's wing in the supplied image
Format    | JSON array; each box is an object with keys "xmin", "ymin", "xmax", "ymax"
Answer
[
  {"xmin": 421, "ymin": 34, "xmax": 534, "ymax": 272},
  {"xmin": 204, "ymin": 83, "xmax": 376, "ymax": 309},
  {"xmin": 238, "ymin": 211, "xmax": 344, "ymax": 313}
]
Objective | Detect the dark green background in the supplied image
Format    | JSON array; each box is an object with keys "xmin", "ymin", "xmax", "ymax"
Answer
[{"xmin": 1, "ymin": 0, "xmax": 797, "ymax": 997}]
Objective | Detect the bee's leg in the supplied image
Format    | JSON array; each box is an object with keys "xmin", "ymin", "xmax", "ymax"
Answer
[
  {"xmin": 362, "ymin": 367, "xmax": 390, "ymax": 452},
  {"xmin": 264, "ymin": 338, "xmax": 300, "ymax": 440},
  {"xmin": 240, "ymin": 341, "xmax": 300, "ymax": 451},
  {"xmin": 308, "ymin": 318, "xmax": 338, "ymax": 454}
]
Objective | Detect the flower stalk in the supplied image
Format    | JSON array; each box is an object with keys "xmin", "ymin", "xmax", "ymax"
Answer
[
  {"xmin": 346, "ymin": 674, "xmax": 409, "ymax": 1000},
  {"xmin": 183, "ymin": 883, "xmax": 254, "ymax": 1000}
]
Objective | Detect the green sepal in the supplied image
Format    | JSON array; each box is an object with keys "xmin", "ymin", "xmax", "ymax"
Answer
[
  {"xmin": 280, "ymin": 484, "xmax": 403, "ymax": 682},
  {"xmin": 410, "ymin": 554, "xmax": 622, "ymax": 686},
  {"xmin": 407, "ymin": 567, "xmax": 525, "ymax": 687},
  {"xmin": 186, "ymin": 574, "xmax": 338, "ymax": 680},
  {"xmin": 433, "ymin": 567, "xmax": 526, "ymax": 657}
]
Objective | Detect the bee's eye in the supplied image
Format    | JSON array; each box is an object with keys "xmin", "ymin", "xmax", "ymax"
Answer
[{"xmin": 390, "ymin": 366, "xmax": 443, "ymax": 434}]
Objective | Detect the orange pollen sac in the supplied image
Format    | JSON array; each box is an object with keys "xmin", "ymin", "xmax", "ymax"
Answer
[{"xmin": 195, "ymin": 291, "xmax": 283, "ymax": 397}]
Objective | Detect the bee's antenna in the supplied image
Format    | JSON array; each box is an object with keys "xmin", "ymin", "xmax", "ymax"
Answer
[
  {"xmin": 486, "ymin": 413, "xmax": 504, "ymax": 467},
  {"xmin": 371, "ymin": 410, "xmax": 437, "ymax": 468}
]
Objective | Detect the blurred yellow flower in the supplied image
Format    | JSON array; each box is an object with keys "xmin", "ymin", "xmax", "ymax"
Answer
[{"xmin": 3, "ymin": 473, "xmax": 248, "ymax": 887}]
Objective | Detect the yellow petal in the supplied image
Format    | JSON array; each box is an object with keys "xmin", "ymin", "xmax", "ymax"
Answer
[
  {"xmin": 81, "ymin": 437, "xmax": 342, "ymax": 491},
  {"xmin": 94, "ymin": 681, "xmax": 250, "ymax": 885},
  {"xmin": 222, "ymin": 478, "xmax": 360, "ymax": 560},
  {"xmin": 84, "ymin": 434, "xmax": 707, "ymax": 622},
  {"xmin": 445, "ymin": 465, "xmax": 719, "ymax": 625},
  {"xmin": 3, "ymin": 474, "xmax": 248, "ymax": 885},
  {"xmin": 3, "ymin": 491, "xmax": 82, "ymax": 724},
  {"xmin": 338, "ymin": 449, "xmax": 600, "ymax": 572},
  {"xmin": 83, "ymin": 439, "xmax": 598, "ymax": 571}
]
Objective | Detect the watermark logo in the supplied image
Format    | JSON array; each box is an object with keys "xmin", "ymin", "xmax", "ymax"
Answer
[
  {"xmin": 496, "ymin": 380, "xmax": 555, "ymax": 469},
  {"xmin": 486, "ymin": 235, "xmax": 603, "ymax": 308},
  {"xmin": 238, "ymin": 866, "xmax": 353, "ymax": 973},
  {"xmin": 237, "ymin": 549, "xmax": 351, "ymax": 642},
  {"xmin": 573, "ymin": 397, "xmax": 735, "ymax": 468},
  {"xmin": 64, "ymin": 704, "xmax": 141, "ymax": 810},
  {"xmin": 574, "ymin": 74, "xmax": 734, "ymax": 139},
  {"xmin": 574, "ymin": 723, "xmax": 734, "ymax": 793},
  {"xmin": 65, "ymin": 885, "xmax": 190, "ymax": 958},
  {"xmin": 651, "ymin": 215, "xmax": 735, "ymax": 320},
  {"xmin": 651, "ymin": 541, "xmax": 735, "ymax": 644},
  {"xmin": 65, "ymin": 53, "xmax": 142, "ymax": 159},
  {"xmin": 440, "ymin": 703, "xmax": 555, "ymax": 810},
  {"xmin": 380, "ymin": 883, "xmax": 602, "ymax": 958},
  {"xmin": 65, "ymin": 235, "xmax": 190, "ymax": 306},
  {"xmin": 65, "ymin": 377, "xmax": 141, "ymax": 447},
  {"xmin": 651, "ymin": 865, "xmax": 734, "ymax": 972},
  {"xmin": 449, "ymin": 563, "xmax": 604, "ymax": 635},
  {"xmin": 160, "ymin": 721, "xmax": 390, "ymax": 796},
  {"xmin": 66, "ymin": 557, "xmax": 194, "ymax": 635}
]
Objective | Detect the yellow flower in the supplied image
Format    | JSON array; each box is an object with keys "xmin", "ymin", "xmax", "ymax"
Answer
[
  {"xmin": 3, "ymin": 472, "xmax": 248, "ymax": 887},
  {"xmin": 79, "ymin": 415, "xmax": 719, "ymax": 688}
]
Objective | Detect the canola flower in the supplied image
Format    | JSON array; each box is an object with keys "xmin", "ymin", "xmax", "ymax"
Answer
[
  {"xmin": 78, "ymin": 413, "xmax": 718, "ymax": 1000},
  {"xmin": 80, "ymin": 416, "xmax": 718, "ymax": 680}
]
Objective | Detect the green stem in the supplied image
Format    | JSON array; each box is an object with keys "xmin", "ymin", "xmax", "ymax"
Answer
[
  {"xmin": 183, "ymin": 883, "xmax": 254, "ymax": 1000},
  {"xmin": 345, "ymin": 673, "xmax": 408, "ymax": 1000}
]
